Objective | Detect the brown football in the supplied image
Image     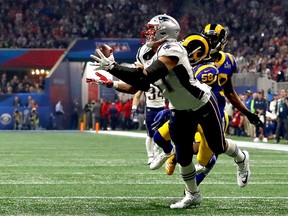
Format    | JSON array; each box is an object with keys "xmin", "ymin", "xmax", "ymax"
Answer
[{"xmin": 95, "ymin": 44, "xmax": 113, "ymax": 57}]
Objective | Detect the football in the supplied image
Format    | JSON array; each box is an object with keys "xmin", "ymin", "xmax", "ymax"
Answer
[{"xmin": 95, "ymin": 44, "xmax": 113, "ymax": 58}]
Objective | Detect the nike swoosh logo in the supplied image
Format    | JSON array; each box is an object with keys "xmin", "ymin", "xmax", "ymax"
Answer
[
  {"xmin": 203, "ymin": 113, "xmax": 209, "ymax": 117},
  {"xmin": 242, "ymin": 171, "xmax": 249, "ymax": 184}
]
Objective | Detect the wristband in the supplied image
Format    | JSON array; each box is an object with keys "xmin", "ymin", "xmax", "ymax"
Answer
[
  {"xmin": 132, "ymin": 105, "xmax": 137, "ymax": 110},
  {"xmin": 112, "ymin": 81, "xmax": 119, "ymax": 89}
]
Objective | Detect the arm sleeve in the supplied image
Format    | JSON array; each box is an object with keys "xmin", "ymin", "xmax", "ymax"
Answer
[{"xmin": 109, "ymin": 65, "xmax": 150, "ymax": 91}]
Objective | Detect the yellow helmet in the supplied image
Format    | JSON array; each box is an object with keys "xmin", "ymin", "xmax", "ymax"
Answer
[
  {"xmin": 202, "ymin": 24, "xmax": 228, "ymax": 53},
  {"xmin": 182, "ymin": 33, "xmax": 211, "ymax": 65}
]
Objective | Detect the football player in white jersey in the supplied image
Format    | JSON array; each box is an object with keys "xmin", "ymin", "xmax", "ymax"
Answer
[
  {"xmin": 131, "ymin": 47, "xmax": 167, "ymax": 165},
  {"xmin": 131, "ymin": 86, "xmax": 166, "ymax": 165},
  {"xmin": 89, "ymin": 14, "xmax": 250, "ymax": 209}
]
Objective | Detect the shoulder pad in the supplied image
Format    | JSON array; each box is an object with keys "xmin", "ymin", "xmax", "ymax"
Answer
[
  {"xmin": 136, "ymin": 44, "xmax": 153, "ymax": 64},
  {"xmin": 157, "ymin": 42, "xmax": 186, "ymax": 59}
]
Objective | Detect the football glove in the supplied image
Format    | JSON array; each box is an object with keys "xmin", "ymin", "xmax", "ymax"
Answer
[
  {"xmin": 246, "ymin": 112, "xmax": 263, "ymax": 126},
  {"xmin": 130, "ymin": 108, "xmax": 138, "ymax": 120},
  {"xmin": 90, "ymin": 45, "xmax": 115, "ymax": 71},
  {"xmin": 86, "ymin": 72, "xmax": 113, "ymax": 88},
  {"xmin": 151, "ymin": 109, "xmax": 170, "ymax": 131}
]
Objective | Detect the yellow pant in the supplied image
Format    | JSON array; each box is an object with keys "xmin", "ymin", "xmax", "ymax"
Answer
[{"xmin": 157, "ymin": 111, "xmax": 229, "ymax": 166}]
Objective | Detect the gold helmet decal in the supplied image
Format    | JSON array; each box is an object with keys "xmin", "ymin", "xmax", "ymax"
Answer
[{"xmin": 183, "ymin": 33, "xmax": 211, "ymax": 65}]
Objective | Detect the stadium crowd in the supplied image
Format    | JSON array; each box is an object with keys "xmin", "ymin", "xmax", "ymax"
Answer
[
  {"xmin": 0, "ymin": 0, "xmax": 287, "ymax": 80},
  {"xmin": 1, "ymin": 0, "xmax": 288, "ymax": 142}
]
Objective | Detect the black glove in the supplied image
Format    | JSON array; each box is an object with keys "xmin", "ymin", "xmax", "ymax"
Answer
[{"xmin": 246, "ymin": 112, "xmax": 263, "ymax": 126}]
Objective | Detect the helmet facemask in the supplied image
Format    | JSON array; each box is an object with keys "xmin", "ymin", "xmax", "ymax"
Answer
[
  {"xmin": 203, "ymin": 24, "xmax": 228, "ymax": 54},
  {"xmin": 140, "ymin": 14, "xmax": 180, "ymax": 48}
]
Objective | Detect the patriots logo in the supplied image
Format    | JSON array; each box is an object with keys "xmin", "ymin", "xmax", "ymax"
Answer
[
  {"xmin": 158, "ymin": 16, "xmax": 170, "ymax": 23},
  {"xmin": 163, "ymin": 44, "xmax": 172, "ymax": 50},
  {"xmin": 163, "ymin": 44, "xmax": 178, "ymax": 50}
]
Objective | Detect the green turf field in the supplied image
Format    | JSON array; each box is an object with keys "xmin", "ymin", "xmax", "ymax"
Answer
[{"xmin": 0, "ymin": 131, "xmax": 287, "ymax": 215}]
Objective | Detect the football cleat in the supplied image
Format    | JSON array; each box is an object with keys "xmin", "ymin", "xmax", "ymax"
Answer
[
  {"xmin": 165, "ymin": 154, "xmax": 176, "ymax": 175},
  {"xmin": 147, "ymin": 156, "xmax": 154, "ymax": 165},
  {"xmin": 170, "ymin": 189, "xmax": 202, "ymax": 209},
  {"xmin": 236, "ymin": 150, "xmax": 250, "ymax": 187},
  {"xmin": 149, "ymin": 148, "xmax": 175, "ymax": 170}
]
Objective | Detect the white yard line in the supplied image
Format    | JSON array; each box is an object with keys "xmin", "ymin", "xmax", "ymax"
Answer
[
  {"xmin": 0, "ymin": 196, "xmax": 286, "ymax": 199},
  {"xmin": 0, "ymin": 182, "xmax": 286, "ymax": 185},
  {"xmin": 93, "ymin": 130, "xmax": 288, "ymax": 152}
]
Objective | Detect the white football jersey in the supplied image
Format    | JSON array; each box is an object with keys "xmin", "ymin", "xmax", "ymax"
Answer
[
  {"xmin": 144, "ymin": 84, "xmax": 166, "ymax": 108},
  {"xmin": 136, "ymin": 44, "xmax": 155, "ymax": 68},
  {"xmin": 151, "ymin": 41, "xmax": 212, "ymax": 111},
  {"xmin": 136, "ymin": 44, "xmax": 166, "ymax": 108}
]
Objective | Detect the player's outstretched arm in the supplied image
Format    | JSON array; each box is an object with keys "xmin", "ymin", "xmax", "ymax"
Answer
[{"xmin": 224, "ymin": 77, "xmax": 263, "ymax": 126}]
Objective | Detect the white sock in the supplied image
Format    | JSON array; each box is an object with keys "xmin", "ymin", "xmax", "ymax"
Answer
[
  {"xmin": 146, "ymin": 136, "xmax": 154, "ymax": 158},
  {"xmin": 179, "ymin": 161, "xmax": 198, "ymax": 193},
  {"xmin": 225, "ymin": 138, "xmax": 245, "ymax": 162}
]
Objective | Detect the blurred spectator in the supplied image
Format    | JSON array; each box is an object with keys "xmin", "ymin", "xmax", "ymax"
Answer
[
  {"xmin": 254, "ymin": 90, "xmax": 268, "ymax": 142},
  {"xmin": 265, "ymin": 110, "xmax": 277, "ymax": 139},
  {"xmin": 12, "ymin": 95, "xmax": 22, "ymax": 107},
  {"xmin": 84, "ymin": 100, "xmax": 93, "ymax": 130},
  {"xmin": 22, "ymin": 75, "xmax": 32, "ymax": 87},
  {"xmin": 71, "ymin": 98, "xmax": 81, "ymax": 130},
  {"xmin": 269, "ymin": 93, "xmax": 279, "ymax": 116},
  {"xmin": 276, "ymin": 66, "xmax": 285, "ymax": 82},
  {"xmin": 13, "ymin": 109, "xmax": 22, "ymax": 130},
  {"xmin": 275, "ymin": 89, "xmax": 288, "ymax": 143},
  {"xmin": 6, "ymin": 85, "xmax": 13, "ymax": 94},
  {"xmin": 115, "ymin": 100, "xmax": 123, "ymax": 128},
  {"xmin": 92, "ymin": 99, "xmax": 101, "ymax": 130},
  {"xmin": 29, "ymin": 107, "xmax": 39, "ymax": 130},
  {"xmin": 109, "ymin": 102, "xmax": 119, "ymax": 130},
  {"xmin": 22, "ymin": 109, "xmax": 31, "ymax": 130},
  {"xmin": 0, "ymin": 73, "xmax": 8, "ymax": 92},
  {"xmin": 122, "ymin": 99, "xmax": 132, "ymax": 130},
  {"xmin": 34, "ymin": 83, "xmax": 43, "ymax": 93},
  {"xmin": 10, "ymin": 75, "xmax": 20, "ymax": 92},
  {"xmin": 25, "ymin": 95, "xmax": 33, "ymax": 107},
  {"xmin": 15, "ymin": 82, "xmax": 26, "ymax": 93},
  {"xmin": 38, "ymin": 76, "xmax": 45, "ymax": 91},
  {"xmin": 101, "ymin": 100, "xmax": 110, "ymax": 130},
  {"xmin": 28, "ymin": 85, "xmax": 36, "ymax": 93},
  {"xmin": 267, "ymin": 88, "xmax": 274, "ymax": 106},
  {"xmin": 30, "ymin": 99, "xmax": 38, "ymax": 109},
  {"xmin": 232, "ymin": 108, "xmax": 245, "ymax": 136},
  {"xmin": 55, "ymin": 99, "xmax": 64, "ymax": 129}
]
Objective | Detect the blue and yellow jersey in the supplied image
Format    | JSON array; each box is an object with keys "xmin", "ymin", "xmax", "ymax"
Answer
[
  {"xmin": 214, "ymin": 51, "xmax": 237, "ymax": 86},
  {"xmin": 193, "ymin": 63, "xmax": 226, "ymax": 118}
]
